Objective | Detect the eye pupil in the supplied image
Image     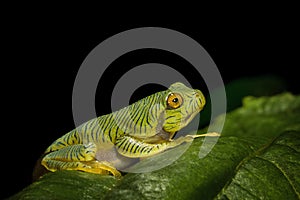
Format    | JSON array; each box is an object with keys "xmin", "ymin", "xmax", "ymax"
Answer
[{"xmin": 172, "ymin": 98, "xmax": 178, "ymax": 103}]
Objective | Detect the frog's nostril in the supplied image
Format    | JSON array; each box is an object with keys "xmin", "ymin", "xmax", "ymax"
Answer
[
  {"xmin": 195, "ymin": 90, "xmax": 201, "ymax": 98},
  {"xmin": 194, "ymin": 90, "xmax": 205, "ymax": 106}
]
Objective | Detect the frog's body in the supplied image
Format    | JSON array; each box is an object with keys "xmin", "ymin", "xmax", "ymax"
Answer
[{"xmin": 41, "ymin": 82, "xmax": 208, "ymax": 177}]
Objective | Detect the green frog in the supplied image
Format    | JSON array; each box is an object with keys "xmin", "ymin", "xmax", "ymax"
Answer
[{"xmin": 41, "ymin": 82, "xmax": 217, "ymax": 177}]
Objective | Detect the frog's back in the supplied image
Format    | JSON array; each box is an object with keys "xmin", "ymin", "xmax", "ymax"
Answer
[{"xmin": 44, "ymin": 113, "xmax": 121, "ymax": 154}]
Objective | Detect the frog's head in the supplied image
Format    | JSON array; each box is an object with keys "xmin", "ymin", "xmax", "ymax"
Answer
[{"xmin": 162, "ymin": 82, "xmax": 206, "ymax": 133}]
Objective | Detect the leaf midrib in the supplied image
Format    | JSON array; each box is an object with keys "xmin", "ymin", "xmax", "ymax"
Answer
[
  {"xmin": 256, "ymin": 156, "xmax": 300, "ymax": 199},
  {"xmin": 214, "ymin": 133, "xmax": 286, "ymax": 198}
]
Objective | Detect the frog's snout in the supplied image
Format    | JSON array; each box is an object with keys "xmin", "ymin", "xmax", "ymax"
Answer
[{"xmin": 195, "ymin": 89, "xmax": 206, "ymax": 109}]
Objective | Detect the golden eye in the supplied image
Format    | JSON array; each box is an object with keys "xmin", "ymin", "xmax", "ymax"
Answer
[{"xmin": 167, "ymin": 93, "xmax": 183, "ymax": 109}]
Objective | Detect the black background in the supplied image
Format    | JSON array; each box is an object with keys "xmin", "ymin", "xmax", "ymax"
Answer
[{"xmin": 2, "ymin": 14, "xmax": 299, "ymax": 199}]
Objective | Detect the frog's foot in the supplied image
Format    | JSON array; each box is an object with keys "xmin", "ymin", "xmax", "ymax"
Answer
[
  {"xmin": 166, "ymin": 132, "xmax": 220, "ymax": 148},
  {"xmin": 186, "ymin": 132, "xmax": 220, "ymax": 139},
  {"xmin": 41, "ymin": 143, "xmax": 121, "ymax": 177},
  {"xmin": 83, "ymin": 160, "xmax": 122, "ymax": 177}
]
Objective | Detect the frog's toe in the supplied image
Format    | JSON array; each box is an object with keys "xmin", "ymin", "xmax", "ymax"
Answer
[
  {"xmin": 85, "ymin": 161, "xmax": 122, "ymax": 177},
  {"xmin": 188, "ymin": 132, "xmax": 221, "ymax": 138}
]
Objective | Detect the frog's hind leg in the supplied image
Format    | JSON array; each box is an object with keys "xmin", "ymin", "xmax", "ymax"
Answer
[{"xmin": 41, "ymin": 143, "xmax": 121, "ymax": 177}]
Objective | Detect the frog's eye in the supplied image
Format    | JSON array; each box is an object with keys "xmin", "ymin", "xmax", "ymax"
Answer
[{"xmin": 167, "ymin": 93, "xmax": 183, "ymax": 109}]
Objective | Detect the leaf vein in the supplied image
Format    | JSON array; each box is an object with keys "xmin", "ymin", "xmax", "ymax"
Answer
[
  {"xmin": 215, "ymin": 133, "xmax": 295, "ymax": 198},
  {"xmin": 256, "ymin": 156, "xmax": 300, "ymax": 198},
  {"xmin": 232, "ymin": 182, "xmax": 260, "ymax": 200},
  {"xmin": 274, "ymin": 143, "xmax": 300, "ymax": 153},
  {"xmin": 242, "ymin": 164, "xmax": 270, "ymax": 185}
]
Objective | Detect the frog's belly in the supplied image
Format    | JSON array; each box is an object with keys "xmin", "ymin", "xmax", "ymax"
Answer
[{"xmin": 95, "ymin": 147, "xmax": 138, "ymax": 170}]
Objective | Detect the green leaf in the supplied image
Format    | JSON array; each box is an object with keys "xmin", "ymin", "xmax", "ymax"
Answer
[
  {"xmin": 9, "ymin": 93, "xmax": 300, "ymax": 200},
  {"xmin": 10, "ymin": 170, "xmax": 117, "ymax": 200},
  {"xmin": 216, "ymin": 131, "xmax": 300, "ymax": 199}
]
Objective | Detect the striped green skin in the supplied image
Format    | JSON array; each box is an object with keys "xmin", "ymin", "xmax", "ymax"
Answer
[
  {"xmin": 115, "ymin": 135, "xmax": 168, "ymax": 157},
  {"xmin": 43, "ymin": 143, "xmax": 96, "ymax": 169},
  {"xmin": 44, "ymin": 82, "xmax": 205, "ymax": 158}
]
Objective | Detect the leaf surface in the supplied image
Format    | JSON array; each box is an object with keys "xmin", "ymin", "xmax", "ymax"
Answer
[{"xmin": 10, "ymin": 93, "xmax": 300, "ymax": 200}]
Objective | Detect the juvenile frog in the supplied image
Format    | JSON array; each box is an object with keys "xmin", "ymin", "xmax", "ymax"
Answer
[{"xmin": 41, "ymin": 82, "xmax": 211, "ymax": 177}]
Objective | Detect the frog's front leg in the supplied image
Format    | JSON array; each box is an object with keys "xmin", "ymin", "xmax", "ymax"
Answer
[
  {"xmin": 41, "ymin": 143, "xmax": 121, "ymax": 177},
  {"xmin": 115, "ymin": 132, "xmax": 219, "ymax": 158}
]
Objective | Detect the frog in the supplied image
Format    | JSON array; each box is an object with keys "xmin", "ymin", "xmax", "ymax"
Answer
[{"xmin": 41, "ymin": 82, "xmax": 218, "ymax": 177}]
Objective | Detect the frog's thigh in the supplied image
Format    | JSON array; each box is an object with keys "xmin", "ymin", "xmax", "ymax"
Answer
[{"xmin": 41, "ymin": 143, "xmax": 121, "ymax": 177}]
